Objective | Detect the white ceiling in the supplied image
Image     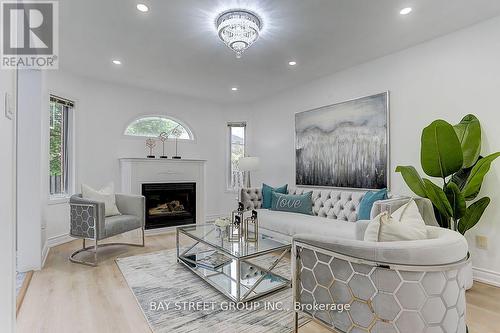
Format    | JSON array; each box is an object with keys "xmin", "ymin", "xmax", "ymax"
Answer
[{"xmin": 59, "ymin": 0, "xmax": 500, "ymax": 103}]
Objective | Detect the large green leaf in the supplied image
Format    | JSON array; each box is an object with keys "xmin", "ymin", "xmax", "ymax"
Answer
[
  {"xmin": 433, "ymin": 206, "xmax": 451, "ymax": 229},
  {"xmin": 444, "ymin": 182, "xmax": 466, "ymax": 220},
  {"xmin": 423, "ymin": 179, "xmax": 453, "ymax": 218},
  {"xmin": 462, "ymin": 152, "xmax": 500, "ymax": 200},
  {"xmin": 458, "ymin": 197, "xmax": 490, "ymax": 234},
  {"xmin": 453, "ymin": 114, "xmax": 481, "ymax": 168},
  {"xmin": 395, "ymin": 166, "xmax": 427, "ymax": 198},
  {"xmin": 421, "ymin": 120, "xmax": 463, "ymax": 178},
  {"xmin": 451, "ymin": 156, "xmax": 483, "ymax": 190}
]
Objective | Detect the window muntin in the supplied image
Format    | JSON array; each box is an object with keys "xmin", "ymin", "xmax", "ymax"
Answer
[
  {"xmin": 228, "ymin": 122, "xmax": 246, "ymax": 190},
  {"xmin": 49, "ymin": 96, "xmax": 74, "ymax": 196},
  {"xmin": 124, "ymin": 116, "xmax": 193, "ymax": 140}
]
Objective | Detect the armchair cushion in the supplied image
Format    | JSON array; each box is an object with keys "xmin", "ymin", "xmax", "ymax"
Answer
[
  {"xmin": 82, "ymin": 183, "xmax": 121, "ymax": 217},
  {"xmin": 105, "ymin": 215, "xmax": 142, "ymax": 238}
]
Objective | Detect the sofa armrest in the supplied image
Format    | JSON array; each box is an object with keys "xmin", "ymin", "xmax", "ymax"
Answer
[
  {"xmin": 370, "ymin": 197, "xmax": 411, "ymax": 219},
  {"xmin": 69, "ymin": 194, "xmax": 105, "ymax": 239},
  {"xmin": 240, "ymin": 187, "xmax": 262, "ymax": 210},
  {"xmin": 370, "ymin": 197, "xmax": 439, "ymax": 227},
  {"xmin": 115, "ymin": 194, "xmax": 145, "ymax": 227}
]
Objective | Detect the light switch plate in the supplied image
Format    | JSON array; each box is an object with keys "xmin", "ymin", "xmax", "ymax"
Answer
[{"xmin": 4, "ymin": 92, "xmax": 14, "ymax": 120}]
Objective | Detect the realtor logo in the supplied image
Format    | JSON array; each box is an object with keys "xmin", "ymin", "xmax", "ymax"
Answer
[{"xmin": 1, "ymin": 1, "xmax": 58, "ymax": 69}]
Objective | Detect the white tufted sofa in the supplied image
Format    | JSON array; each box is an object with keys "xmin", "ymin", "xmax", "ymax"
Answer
[{"xmin": 241, "ymin": 187, "xmax": 392, "ymax": 242}]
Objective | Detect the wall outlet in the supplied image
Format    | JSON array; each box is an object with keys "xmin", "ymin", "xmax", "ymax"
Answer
[{"xmin": 476, "ymin": 235, "xmax": 489, "ymax": 250}]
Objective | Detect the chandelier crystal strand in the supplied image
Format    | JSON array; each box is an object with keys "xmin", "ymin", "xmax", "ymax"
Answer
[{"xmin": 216, "ymin": 10, "xmax": 262, "ymax": 58}]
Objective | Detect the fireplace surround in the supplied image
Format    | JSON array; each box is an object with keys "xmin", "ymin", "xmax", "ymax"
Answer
[{"xmin": 119, "ymin": 158, "xmax": 206, "ymax": 229}]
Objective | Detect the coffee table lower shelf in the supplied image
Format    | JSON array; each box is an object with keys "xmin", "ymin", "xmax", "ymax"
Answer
[{"xmin": 177, "ymin": 240, "xmax": 291, "ymax": 302}]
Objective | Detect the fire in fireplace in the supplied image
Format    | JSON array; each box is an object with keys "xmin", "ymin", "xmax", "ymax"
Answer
[{"xmin": 142, "ymin": 182, "xmax": 196, "ymax": 229}]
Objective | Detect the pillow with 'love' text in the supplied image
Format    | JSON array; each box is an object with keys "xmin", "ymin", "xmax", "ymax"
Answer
[{"xmin": 270, "ymin": 191, "xmax": 313, "ymax": 215}]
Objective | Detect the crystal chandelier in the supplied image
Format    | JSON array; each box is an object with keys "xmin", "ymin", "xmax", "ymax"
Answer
[{"xmin": 216, "ymin": 9, "xmax": 262, "ymax": 58}]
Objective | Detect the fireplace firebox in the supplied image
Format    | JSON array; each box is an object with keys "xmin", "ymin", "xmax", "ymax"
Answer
[{"xmin": 142, "ymin": 182, "xmax": 196, "ymax": 229}]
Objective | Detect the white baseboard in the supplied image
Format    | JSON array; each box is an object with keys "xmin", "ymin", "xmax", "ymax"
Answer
[
  {"xmin": 47, "ymin": 233, "xmax": 74, "ymax": 248},
  {"xmin": 473, "ymin": 266, "xmax": 500, "ymax": 287},
  {"xmin": 205, "ymin": 214, "xmax": 225, "ymax": 222},
  {"xmin": 41, "ymin": 244, "xmax": 49, "ymax": 269}
]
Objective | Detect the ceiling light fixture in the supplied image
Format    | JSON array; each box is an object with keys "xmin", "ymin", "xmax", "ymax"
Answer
[
  {"xmin": 231, "ymin": 87, "xmax": 238, "ymax": 91},
  {"xmin": 112, "ymin": 59, "xmax": 122, "ymax": 65},
  {"xmin": 216, "ymin": 9, "xmax": 262, "ymax": 58},
  {"xmin": 399, "ymin": 7, "xmax": 413, "ymax": 15},
  {"xmin": 288, "ymin": 61, "xmax": 297, "ymax": 66},
  {"xmin": 136, "ymin": 4, "xmax": 149, "ymax": 12}
]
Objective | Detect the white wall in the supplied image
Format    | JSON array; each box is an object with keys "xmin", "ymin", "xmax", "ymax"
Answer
[
  {"xmin": 17, "ymin": 70, "xmax": 44, "ymax": 271},
  {"xmin": 248, "ymin": 16, "xmax": 500, "ymax": 283},
  {"xmin": 0, "ymin": 69, "xmax": 16, "ymax": 332},
  {"xmin": 43, "ymin": 72, "xmax": 246, "ymax": 242}
]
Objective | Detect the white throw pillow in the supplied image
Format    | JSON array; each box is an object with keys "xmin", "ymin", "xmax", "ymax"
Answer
[
  {"xmin": 364, "ymin": 199, "xmax": 428, "ymax": 242},
  {"xmin": 81, "ymin": 183, "xmax": 121, "ymax": 217}
]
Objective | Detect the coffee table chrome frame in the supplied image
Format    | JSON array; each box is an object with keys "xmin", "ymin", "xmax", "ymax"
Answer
[{"xmin": 176, "ymin": 226, "xmax": 291, "ymax": 303}]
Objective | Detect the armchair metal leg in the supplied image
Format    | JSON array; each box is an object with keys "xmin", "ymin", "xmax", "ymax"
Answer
[{"xmin": 69, "ymin": 227, "xmax": 146, "ymax": 266}]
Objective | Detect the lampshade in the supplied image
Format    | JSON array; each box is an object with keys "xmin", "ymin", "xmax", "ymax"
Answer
[{"xmin": 238, "ymin": 156, "xmax": 260, "ymax": 172}]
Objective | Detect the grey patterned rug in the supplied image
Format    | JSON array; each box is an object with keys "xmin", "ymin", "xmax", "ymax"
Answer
[{"xmin": 116, "ymin": 249, "xmax": 308, "ymax": 333}]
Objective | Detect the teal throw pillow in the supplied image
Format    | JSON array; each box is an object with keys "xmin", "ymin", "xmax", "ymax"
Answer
[
  {"xmin": 271, "ymin": 192, "xmax": 313, "ymax": 215},
  {"xmin": 262, "ymin": 183, "xmax": 288, "ymax": 209},
  {"xmin": 358, "ymin": 188, "xmax": 388, "ymax": 220}
]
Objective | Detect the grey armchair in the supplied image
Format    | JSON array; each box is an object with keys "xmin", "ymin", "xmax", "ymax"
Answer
[{"xmin": 69, "ymin": 193, "xmax": 145, "ymax": 266}]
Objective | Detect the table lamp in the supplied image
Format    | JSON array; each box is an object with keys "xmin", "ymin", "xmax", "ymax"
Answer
[{"xmin": 238, "ymin": 156, "xmax": 260, "ymax": 188}]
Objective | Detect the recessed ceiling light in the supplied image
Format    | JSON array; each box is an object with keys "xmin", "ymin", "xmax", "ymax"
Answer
[
  {"xmin": 400, "ymin": 7, "xmax": 413, "ymax": 15},
  {"xmin": 112, "ymin": 59, "xmax": 122, "ymax": 65},
  {"xmin": 288, "ymin": 61, "xmax": 297, "ymax": 66},
  {"xmin": 136, "ymin": 4, "xmax": 149, "ymax": 12},
  {"xmin": 231, "ymin": 87, "xmax": 238, "ymax": 91}
]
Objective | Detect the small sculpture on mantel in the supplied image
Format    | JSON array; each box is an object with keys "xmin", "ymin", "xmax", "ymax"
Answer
[
  {"xmin": 170, "ymin": 125, "xmax": 183, "ymax": 159},
  {"xmin": 158, "ymin": 132, "xmax": 168, "ymax": 159},
  {"xmin": 145, "ymin": 138, "xmax": 156, "ymax": 158}
]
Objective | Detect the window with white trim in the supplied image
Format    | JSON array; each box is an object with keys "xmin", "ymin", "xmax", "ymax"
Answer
[
  {"xmin": 124, "ymin": 116, "xmax": 194, "ymax": 140},
  {"xmin": 228, "ymin": 122, "xmax": 246, "ymax": 190},
  {"xmin": 49, "ymin": 95, "xmax": 74, "ymax": 196}
]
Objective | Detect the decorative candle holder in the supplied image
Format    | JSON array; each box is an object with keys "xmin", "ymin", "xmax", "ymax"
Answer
[
  {"xmin": 244, "ymin": 210, "xmax": 259, "ymax": 242},
  {"xmin": 229, "ymin": 202, "xmax": 245, "ymax": 242}
]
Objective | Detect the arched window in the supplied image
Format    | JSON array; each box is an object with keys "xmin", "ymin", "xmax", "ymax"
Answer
[{"xmin": 124, "ymin": 116, "xmax": 194, "ymax": 140}]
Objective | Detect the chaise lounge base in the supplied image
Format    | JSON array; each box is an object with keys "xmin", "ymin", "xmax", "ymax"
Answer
[{"xmin": 292, "ymin": 229, "xmax": 469, "ymax": 333}]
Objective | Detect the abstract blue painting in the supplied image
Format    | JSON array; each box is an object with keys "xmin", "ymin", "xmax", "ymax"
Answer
[{"xmin": 295, "ymin": 92, "xmax": 389, "ymax": 189}]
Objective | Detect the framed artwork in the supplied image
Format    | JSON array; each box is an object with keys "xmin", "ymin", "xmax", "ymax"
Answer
[{"xmin": 295, "ymin": 92, "xmax": 389, "ymax": 190}]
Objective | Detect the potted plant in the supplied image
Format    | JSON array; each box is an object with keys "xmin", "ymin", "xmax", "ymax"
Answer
[{"xmin": 396, "ymin": 114, "xmax": 499, "ymax": 288}]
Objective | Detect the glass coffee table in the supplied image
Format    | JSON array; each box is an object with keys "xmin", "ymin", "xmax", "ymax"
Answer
[{"xmin": 176, "ymin": 224, "xmax": 291, "ymax": 302}]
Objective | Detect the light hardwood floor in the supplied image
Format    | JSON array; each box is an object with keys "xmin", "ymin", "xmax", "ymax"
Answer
[{"xmin": 17, "ymin": 231, "xmax": 500, "ymax": 333}]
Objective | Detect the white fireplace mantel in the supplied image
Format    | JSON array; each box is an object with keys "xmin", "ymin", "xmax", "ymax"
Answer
[{"xmin": 119, "ymin": 158, "xmax": 206, "ymax": 225}]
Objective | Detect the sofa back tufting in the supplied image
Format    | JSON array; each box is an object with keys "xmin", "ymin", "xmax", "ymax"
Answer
[{"xmin": 241, "ymin": 187, "xmax": 367, "ymax": 222}]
